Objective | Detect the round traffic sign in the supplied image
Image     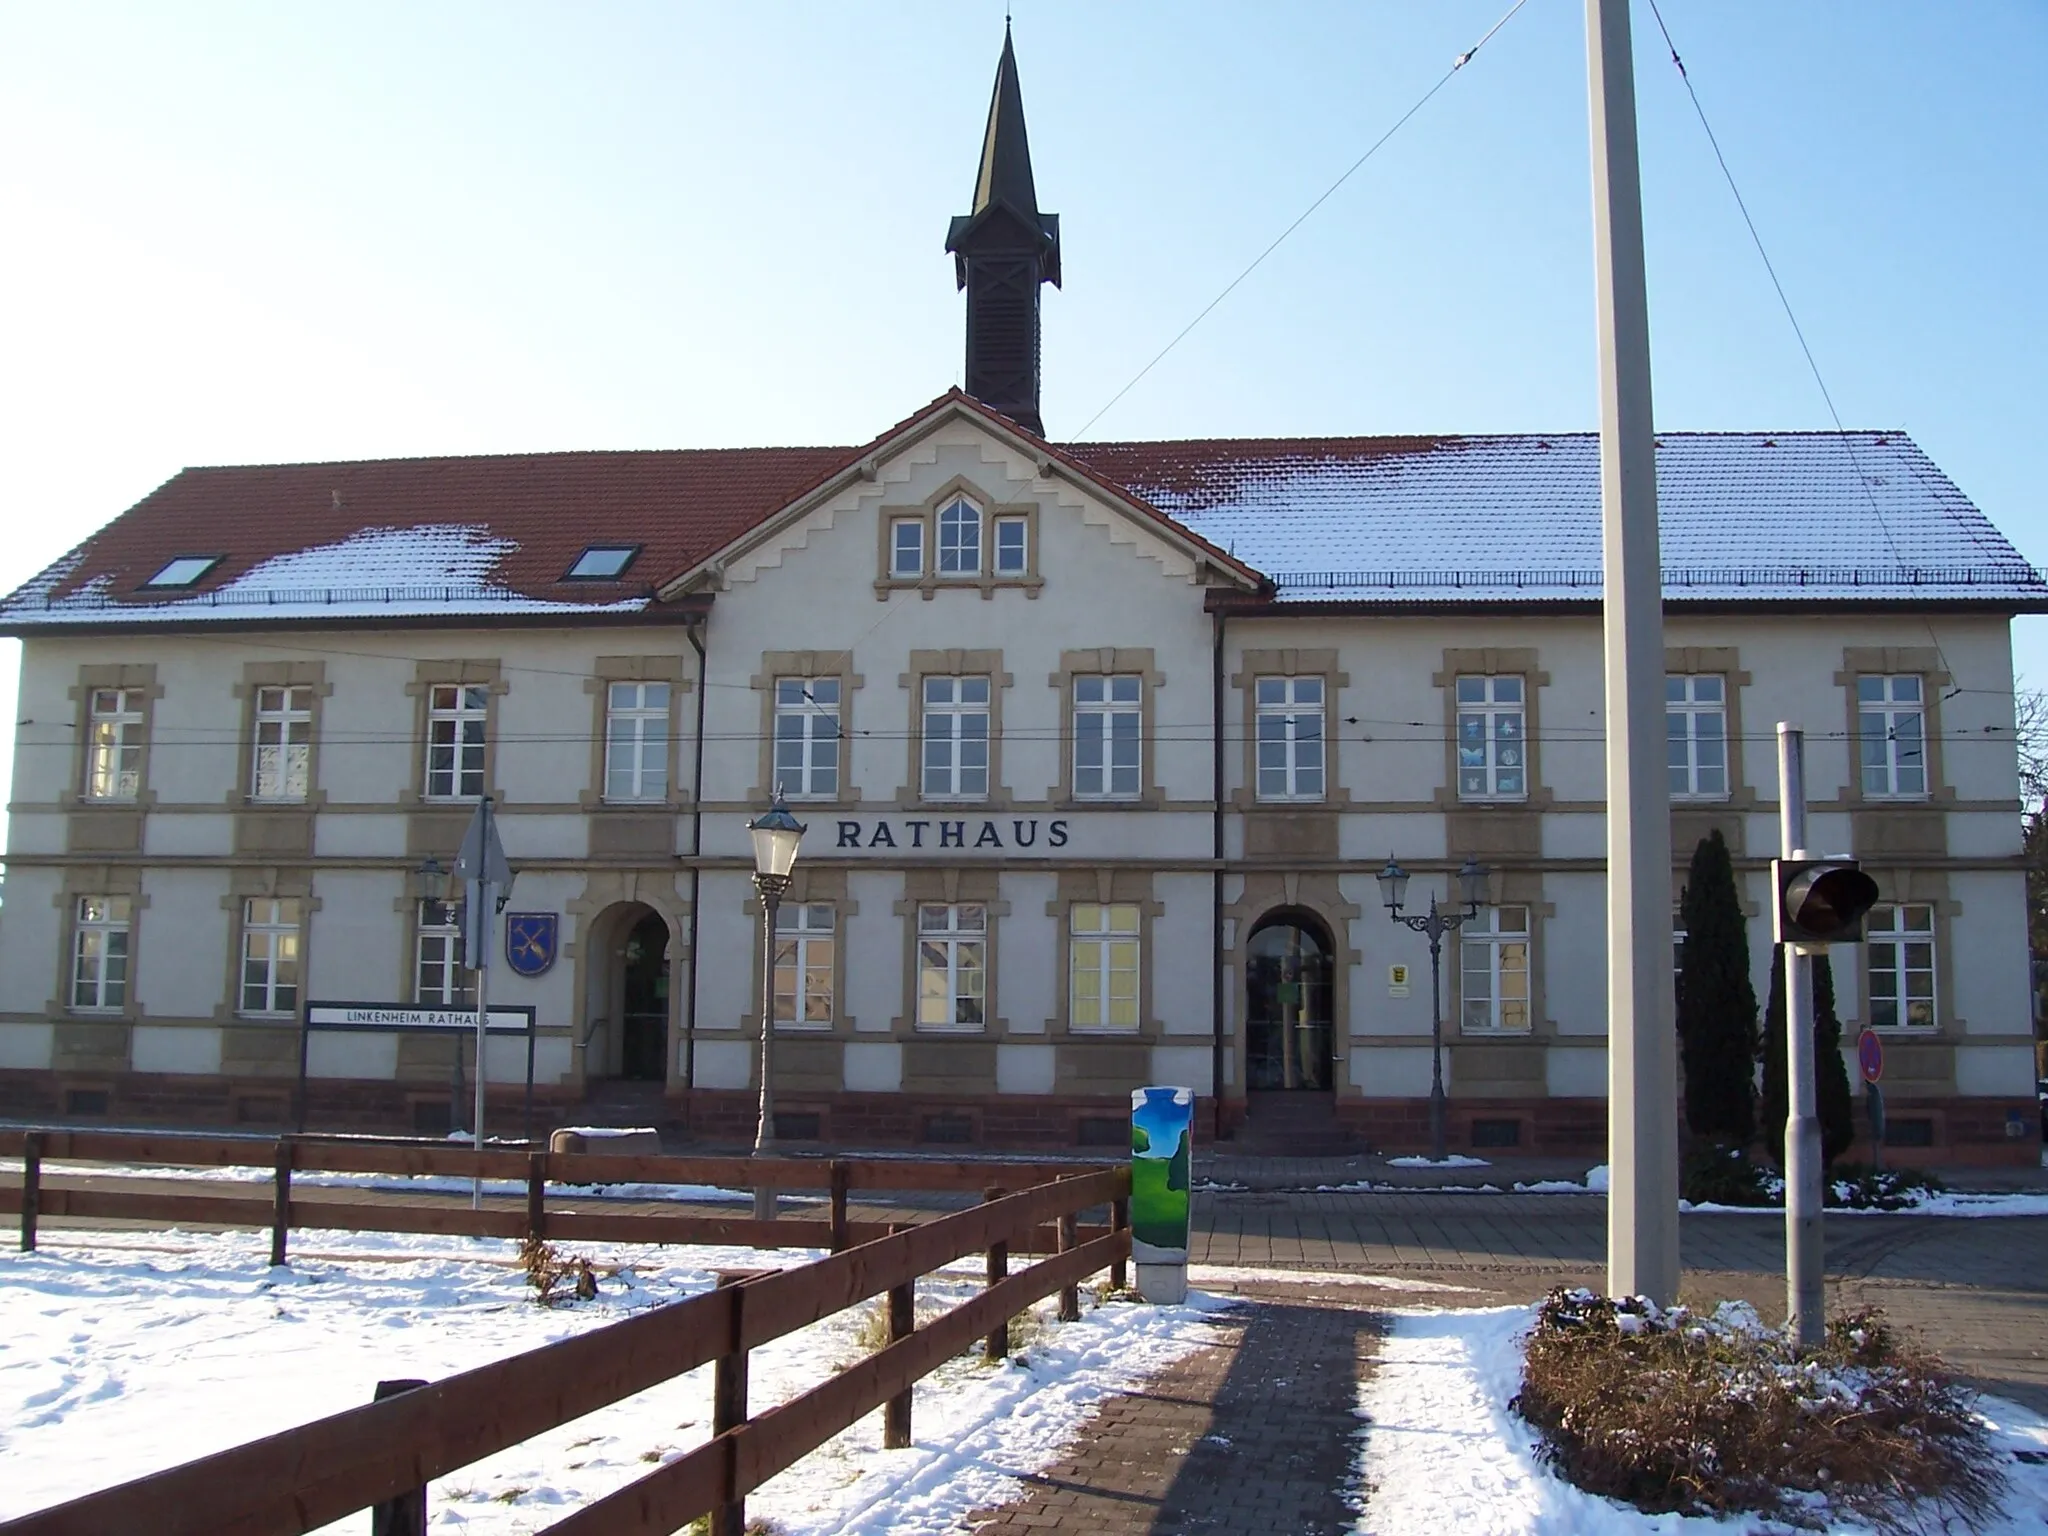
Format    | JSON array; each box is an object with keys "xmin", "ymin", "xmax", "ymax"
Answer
[{"xmin": 1857, "ymin": 1027, "xmax": 1884, "ymax": 1085}]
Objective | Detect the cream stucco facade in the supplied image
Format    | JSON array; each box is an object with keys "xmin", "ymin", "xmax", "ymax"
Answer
[{"xmin": 0, "ymin": 403, "xmax": 2037, "ymax": 1160}]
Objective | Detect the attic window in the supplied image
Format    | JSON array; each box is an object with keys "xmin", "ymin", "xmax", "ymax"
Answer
[
  {"xmin": 142, "ymin": 555, "xmax": 222, "ymax": 589},
  {"xmin": 565, "ymin": 545, "xmax": 639, "ymax": 580}
]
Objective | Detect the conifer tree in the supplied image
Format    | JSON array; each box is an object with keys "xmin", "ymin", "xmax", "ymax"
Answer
[
  {"xmin": 1762, "ymin": 948, "xmax": 1859, "ymax": 1167},
  {"xmin": 1675, "ymin": 830, "xmax": 1759, "ymax": 1146}
]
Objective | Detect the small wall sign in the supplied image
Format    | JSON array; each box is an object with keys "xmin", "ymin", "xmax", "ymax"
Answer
[{"xmin": 1388, "ymin": 963, "xmax": 1411, "ymax": 997}]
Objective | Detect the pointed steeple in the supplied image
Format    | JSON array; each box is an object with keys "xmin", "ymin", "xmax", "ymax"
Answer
[{"xmin": 946, "ymin": 23, "xmax": 1060, "ymax": 436}]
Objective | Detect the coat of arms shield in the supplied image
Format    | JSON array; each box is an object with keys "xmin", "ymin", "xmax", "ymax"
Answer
[{"xmin": 505, "ymin": 912, "xmax": 559, "ymax": 978}]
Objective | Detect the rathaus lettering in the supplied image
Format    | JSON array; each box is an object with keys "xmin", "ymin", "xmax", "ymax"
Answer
[{"xmin": 835, "ymin": 818, "xmax": 1071, "ymax": 851}]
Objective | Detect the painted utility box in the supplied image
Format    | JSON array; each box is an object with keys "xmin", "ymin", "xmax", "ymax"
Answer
[{"xmin": 1129, "ymin": 1084, "xmax": 1193, "ymax": 1304}]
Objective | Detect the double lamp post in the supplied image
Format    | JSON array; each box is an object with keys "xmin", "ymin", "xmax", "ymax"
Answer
[{"xmin": 1376, "ymin": 853, "xmax": 1489, "ymax": 1165}]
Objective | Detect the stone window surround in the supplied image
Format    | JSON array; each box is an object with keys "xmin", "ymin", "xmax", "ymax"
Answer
[
  {"xmin": 214, "ymin": 869, "xmax": 321, "ymax": 1023},
  {"xmin": 1434, "ymin": 647, "xmax": 1553, "ymax": 810},
  {"xmin": 1050, "ymin": 648, "xmax": 1167, "ymax": 809},
  {"xmin": 738, "ymin": 865, "xmax": 859, "ymax": 1038},
  {"xmin": 749, "ymin": 650, "xmax": 864, "ymax": 807},
  {"xmin": 872, "ymin": 476, "xmax": 1045, "ymax": 600},
  {"xmin": 1448, "ymin": 870, "xmax": 1556, "ymax": 1040},
  {"xmin": 1852, "ymin": 866, "xmax": 1962, "ymax": 1036},
  {"xmin": 581, "ymin": 654, "xmax": 693, "ymax": 812},
  {"xmin": 1834, "ymin": 647, "xmax": 1953, "ymax": 807},
  {"xmin": 229, "ymin": 661, "xmax": 333, "ymax": 811},
  {"xmin": 390, "ymin": 863, "xmax": 475, "ymax": 1006},
  {"xmin": 1223, "ymin": 871, "xmax": 1363, "ymax": 1091},
  {"xmin": 403, "ymin": 659, "xmax": 508, "ymax": 806},
  {"xmin": 889, "ymin": 867, "xmax": 1012, "ymax": 1038},
  {"xmin": 898, "ymin": 649, "xmax": 1016, "ymax": 810},
  {"xmin": 1045, "ymin": 868, "xmax": 1164, "ymax": 1040},
  {"xmin": 1230, "ymin": 648, "xmax": 1354, "ymax": 811},
  {"xmin": 47, "ymin": 865, "xmax": 149, "ymax": 1022},
  {"xmin": 1665, "ymin": 646, "xmax": 1758, "ymax": 808},
  {"xmin": 66, "ymin": 663, "xmax": 163, "ymax": 809}
]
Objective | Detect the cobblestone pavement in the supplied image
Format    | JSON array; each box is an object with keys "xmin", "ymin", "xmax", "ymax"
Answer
[{"xmin": 968, "ymin": 1285, "xmax": 1381, "ymax": 1536}]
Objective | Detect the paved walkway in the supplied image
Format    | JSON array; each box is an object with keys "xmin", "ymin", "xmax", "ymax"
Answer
[{"xmin": 969, "ymin": 1285, "xmax": 1380, "ymax": 1536}]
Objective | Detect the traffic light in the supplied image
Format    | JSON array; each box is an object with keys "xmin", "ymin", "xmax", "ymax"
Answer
[{"xmin": 1772, "ymin": 857, "xmax": 1880, "ymax": 944}]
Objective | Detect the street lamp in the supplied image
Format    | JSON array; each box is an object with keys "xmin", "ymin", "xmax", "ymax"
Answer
[
  {"xmin": 748, "ymin": 790, "xmax": 806, "ymax": 1220},
  {"xmin": 1377, "ymin": 854, "xmax": 1489, "ymax": 1162}
]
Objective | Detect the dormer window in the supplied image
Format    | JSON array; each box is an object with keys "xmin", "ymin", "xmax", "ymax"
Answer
[
  {"xmin": 937, "ymin": 497, "xmax": 981, "ymax": 576},
  {"xmin": 565, "ymin": 545, "xmax": 639, "ymax": 580},
  {"xmin": 142, "ymin": 555, "xmax": 222, "ymax": 590}
]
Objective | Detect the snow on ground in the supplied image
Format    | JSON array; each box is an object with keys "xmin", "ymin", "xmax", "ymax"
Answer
[
  {"xmin": 0, "ymin": 1228, "xmax": 1229, "ymax": 1535},
  {"xmin": 1386, "ymin": 1155, "xmax": 1490, "ymax": 1169},
  {"xmin": 1682, "ymin": 1189, "xmax": 2048, "ymax": 1217},
  {"xmin": 1348, "ymin": 1305, "xmax": 2048, "ymax": 1536},
  {"xmin": 20, "ymin": 1158, "xmax": 758, "ymax": 1205}
]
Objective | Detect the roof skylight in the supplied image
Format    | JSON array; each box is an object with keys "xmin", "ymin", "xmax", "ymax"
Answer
[
  {"xmin": 142, "ymin": 555, "xmax": 223, "ymax": 589},
  {"xmin": 565, "ymin": 545, "xmax": 639, "ymax": 580}
]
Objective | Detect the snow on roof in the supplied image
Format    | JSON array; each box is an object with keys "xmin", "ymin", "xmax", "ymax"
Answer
[
  {"xmin": 1066, "ymin": 431, "xmax": 2046, "ymax": 605},
  {"xmin": 2, "ymin": 425, "xmax": 2037, "ymax": 631},
  {"xmin": 7, "ymin": 525, "xmax": 650, "ymax": 624}
]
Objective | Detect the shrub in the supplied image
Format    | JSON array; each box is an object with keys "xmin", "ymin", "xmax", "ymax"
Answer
[
  {"xmin": 1828, "ymin": 1163, "xmax": 1946, "ymax": 1211},
  {"xmin": 1512, "ymin": 1288, "xmax": 2002, "ymax": 1534},
  {"xmin": 519, "ymin": 1235, "xmax": 599, "ymax": 1306},
  {"xmin": 1761, "ymin": 949, "xmax": 1858, "ymax": 1168},
  {"xmin": 1680, "ymin": 1143, "xmax": 1776, "ymax": 1207},
  {"xmin": 1676, "ymin": 831, "xmax": 1760, "ymax": 1145}
]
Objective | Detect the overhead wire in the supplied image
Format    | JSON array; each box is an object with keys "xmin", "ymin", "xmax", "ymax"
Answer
[
  {"xmin": 1641, "ymin": 0, "xmax": 1963, "ymax": 695},
  {"xmin": 1070, "ymin": 0, "xmax": 1530, "ymax": 439}
]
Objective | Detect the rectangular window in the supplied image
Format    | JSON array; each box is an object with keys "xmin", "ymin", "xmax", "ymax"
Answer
[
  {"xmin": 1456, "ymin": 675, "xmax": 1526, "ymax": 800},
  {"xmin": 920, "ymin": 676, "xmax": 990, "ymax": 800},
  {"xmin": 416, "ymin": 899, "xmax": 474, "ymax": 1007},
  {"xmin": 937, "ymin": 498, "xmax": 981, "ymax": 575},
  {"xmin": 1074, "ymin": 675, "xmax": 1142, "ymax": 799},
  {"xmin": 917, "ymin": 903, "xmax": 986, "ymax": 1030},
  {"xmin": 993, "ymin": 515, "xmax": 1029, "ymax": 575},
  {"xmin": 1867, "ymin": 903, "xmax": 1936, "ymax": 1029},
  {"xmin": 84, "ymin": 688, "xmax": 144, "ymax": 801},
  {"xmin": 604, "ymin": 681, "xmax": 670, "ymax": 802},
  {"xmin": 890, "ymin": 518, "xmax": 925, "ymax": 578},
  {"xmin": 1666, "ymin": 674, "xmax": 1727, "ymax": 799},
  {"xmin": 250, "ymin": 685, "xmax": 313, "ymax": 801},
  {"xmin": 70, "ymin": 896, "xmax": 131, "ymax": 1012},
  {"xmin": 773, "ymin": 678, "xmax": 841, "ymax": 798},
  {"xmin": 1460, "ymin": 904, "xmax": 1531, "ymax": 1032},
  {"xmin": 239, "ymin": 898, "xmax": 302, "ymax": 1017},
  {"xmin": 1858, "ymin": 675, "xmax": 1927, "ymax": 798},
  {"xmin": 773, "ymin": 903, "xmax": 835, "ymax": 1028},
  {"xmin": 1070, "ymin": 903, "xmax": 1140, "ymax": 1032},
  {"xmin": 424, "ymin": 684, "xmax": 489, "ymax": 800},
  {"xmin": 1254, "ymin": 676, "xmax": 1324, "ymax": 801}
]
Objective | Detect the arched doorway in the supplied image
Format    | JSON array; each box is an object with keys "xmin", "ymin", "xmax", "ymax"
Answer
[
  {"xmin": 1246, "ymin": 911, "xmax": 1334, "ymax": 1091},
  {"xmin": 582, "ymin": 902, "xmax": 672, "ymax": 1083},
  {"xmin": 618, "ymin": 910, "xmax": 670, "ymax": 1081}
]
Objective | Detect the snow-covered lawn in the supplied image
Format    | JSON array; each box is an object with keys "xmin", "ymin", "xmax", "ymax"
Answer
[
  {"xmin": 0, "ymin": 1228, "xmax": 1228, "ymax": 1535},
  {"xmin": 1350, "ymin": 1305, "xmax": 2048, "ymax": 1535}
]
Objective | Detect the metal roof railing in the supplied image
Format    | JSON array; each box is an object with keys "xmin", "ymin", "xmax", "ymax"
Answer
[{"xmin": 1269, "ymin": 563, "xmax": 2048, "ymax": 593}]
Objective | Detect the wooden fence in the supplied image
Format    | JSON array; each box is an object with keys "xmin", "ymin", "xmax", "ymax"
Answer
[
  {"xmin": 0, "ymin": 1153, "xmax": 1131, "ymax": 1536},
  {"xmin": 0, "ymin": 1127, "xmax": 1116, "ymax": 1259}
]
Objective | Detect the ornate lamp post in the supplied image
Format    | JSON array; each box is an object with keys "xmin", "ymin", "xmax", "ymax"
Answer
[
  {"xmin": 747, "ymin": 791, "xmax": 806, "ymax": 1220},
  {"xmin": 1377, "ymin": 854, "xmax": 1489, "ymax": 1162}
]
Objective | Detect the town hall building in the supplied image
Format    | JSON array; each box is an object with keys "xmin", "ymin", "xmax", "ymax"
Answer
[{"xmin": 0, "ymin": 32, "xmax": 2040, "ymax": 1161}]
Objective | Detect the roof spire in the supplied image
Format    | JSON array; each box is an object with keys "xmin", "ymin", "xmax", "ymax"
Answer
[{"xmin": 946, "ymin": 25, "xmax": 1061, "ymax": 436}]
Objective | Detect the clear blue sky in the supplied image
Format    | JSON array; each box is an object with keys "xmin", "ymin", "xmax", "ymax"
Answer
[{"xmin": 1, "ymin": 1, "xmax": 2042, "ymax": 817}]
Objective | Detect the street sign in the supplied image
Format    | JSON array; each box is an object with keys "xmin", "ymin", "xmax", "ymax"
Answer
[{"xmin": 1857, "ymin": 1027, "xmax": 1884, "ymax": 1085}]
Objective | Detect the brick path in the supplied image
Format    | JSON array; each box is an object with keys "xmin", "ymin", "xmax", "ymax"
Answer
[{"xmin": 968, "ymin": 1287, "xmax": 1381, "ymax": 1535}]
